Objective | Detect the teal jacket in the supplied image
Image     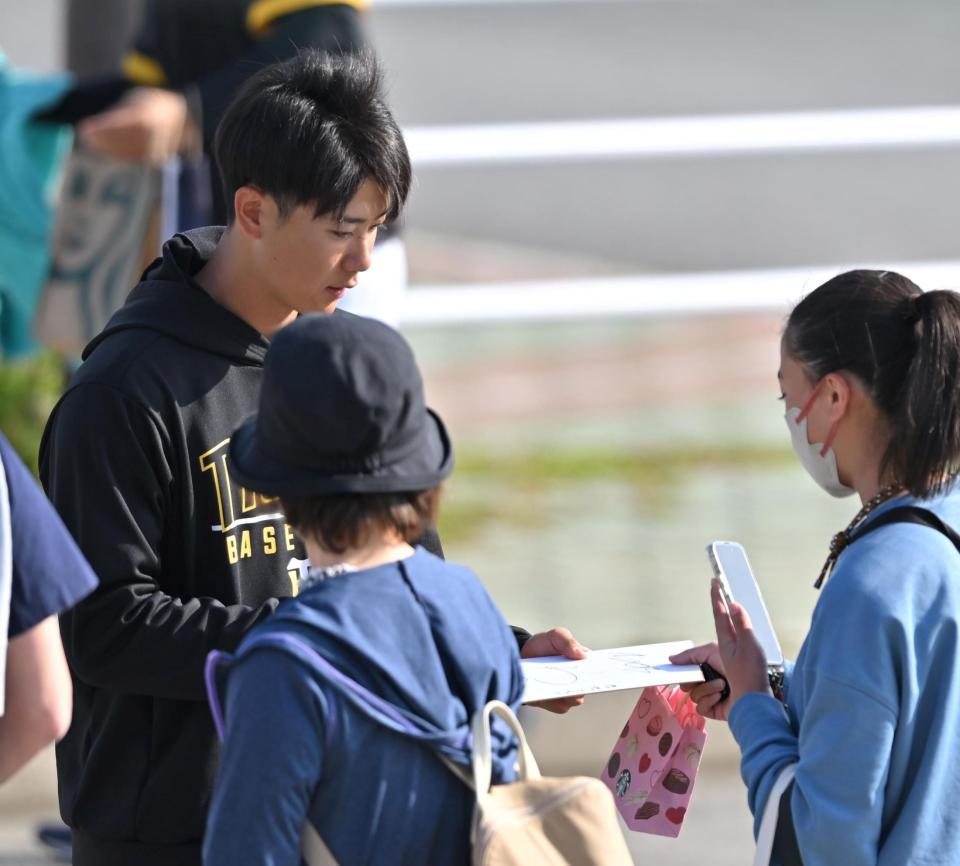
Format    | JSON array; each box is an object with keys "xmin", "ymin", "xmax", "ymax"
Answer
[{"xmin": 0, "ymin": 53, "xmax": 72, "ymax": 357}]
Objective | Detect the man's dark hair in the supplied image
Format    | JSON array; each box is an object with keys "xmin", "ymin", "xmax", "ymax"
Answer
[
  {"xmin": 214, "ymin": 49, "xmax": 411, "ymax": 222},
  {"xmin": 282, "ymin": 488, "xmax": 441, "ymax": 555}
]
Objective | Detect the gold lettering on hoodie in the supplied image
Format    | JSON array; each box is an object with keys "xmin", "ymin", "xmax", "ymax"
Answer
[{"xmin": 199, "ymin": 438, "xmax": 298, "ymax": 569}]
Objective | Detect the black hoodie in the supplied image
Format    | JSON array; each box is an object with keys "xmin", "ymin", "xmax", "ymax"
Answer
[
  {"xmin": 40, "ymin": 227, "xmax": 509, "ymax": 865},
  {"xmin": 40, "ymin": 228, "xmax": 303, "ymax": 865}
]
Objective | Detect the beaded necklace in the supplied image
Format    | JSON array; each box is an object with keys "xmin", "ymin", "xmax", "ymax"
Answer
[
  {"xmin": 300, "ymin": 562, "xmax": 357, "ymax": 592},
  {"xmin": 815, "ymin": 482, "xmax": 906, "ymax": 589}
]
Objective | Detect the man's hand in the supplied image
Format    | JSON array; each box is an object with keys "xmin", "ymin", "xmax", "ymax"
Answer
[
  {"xmin": 672, "ymin": 579, "xmax": 770, "ymax": 720},
  {"xmin": 521, "ymin": 626, "xmax": 588, "ymax": 714},
  {"xmin": 78, "ymin": 87, "xmax": 190, "ymax": 165}
]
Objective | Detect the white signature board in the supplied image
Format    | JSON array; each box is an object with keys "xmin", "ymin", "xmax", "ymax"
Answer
[{"xmin": 521, "ymin": 640, "xmax": 705, "ymax": 704}]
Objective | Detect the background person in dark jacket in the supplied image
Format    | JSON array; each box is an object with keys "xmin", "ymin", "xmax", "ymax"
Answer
[{"xmin": 52, "ymin": 0, "xmax": 367, "ymax": 224}]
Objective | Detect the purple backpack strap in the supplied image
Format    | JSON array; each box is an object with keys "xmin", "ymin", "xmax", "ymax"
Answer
[
  {"xmin": 204, "ymin": 649, "xmax": 233, "ymax": 741},
  {"xmin": 204, "ymin": 632, "xmax": 469, "ymax": 755}
]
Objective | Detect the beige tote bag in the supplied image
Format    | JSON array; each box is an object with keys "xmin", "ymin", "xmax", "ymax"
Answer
[{"xmin": 301, "ymin": 699, "xmax": 633, "ymax": 866}]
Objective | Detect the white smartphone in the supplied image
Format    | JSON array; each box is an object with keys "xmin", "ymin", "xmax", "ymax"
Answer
[{"xmin": 706, "ymin": 541, "xmax": 784, "ymax": 670}]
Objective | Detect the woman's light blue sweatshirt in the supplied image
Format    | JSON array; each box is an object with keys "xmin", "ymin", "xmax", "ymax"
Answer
[{"xmin": 729, "ymin": 485, "xmax": 960, "ymax": 865}]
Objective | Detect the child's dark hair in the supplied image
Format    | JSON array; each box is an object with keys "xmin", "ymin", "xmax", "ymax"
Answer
[
  {"xmin": 282, "ymin": 488, "xmax": 441, "ymax": 555},
  {"xmin": 214, "ymin": 49, "xmax": 411, "ymax": 222},
  {"xmin": 783, "ymin": 269, "xmax": 960, "ymax": 497}
]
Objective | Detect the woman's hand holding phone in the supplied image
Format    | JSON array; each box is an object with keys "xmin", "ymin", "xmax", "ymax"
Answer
[{"xmin": 708, "ymin": 578, "xmax": 772, "ymax": 704}]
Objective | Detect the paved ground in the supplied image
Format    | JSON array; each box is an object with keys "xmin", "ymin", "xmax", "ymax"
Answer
[
  {"xmin": 0, "ymin": 748, "xmax": 63, "ymax": 864},
  {"xmin": 372, "ymin": 1, "xmax": 960, "ymax": 278}
]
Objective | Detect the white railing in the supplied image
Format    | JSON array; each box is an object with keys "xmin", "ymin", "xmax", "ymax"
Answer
[
  {"xmin": 399, "ymin": 105, "xmax": 960, "ymax": 324},
  {"xmin": 405, "ymin": 106, "xmax": 960, "ymax": 166},
  {"xmin": 401, "ymin": 260, "xmax": 960, "ymax": 326}
]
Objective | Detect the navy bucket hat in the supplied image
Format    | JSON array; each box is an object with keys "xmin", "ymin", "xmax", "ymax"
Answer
[{"xmin": 228, "ymin": 312, "xmax": 453, "ymax": 497}]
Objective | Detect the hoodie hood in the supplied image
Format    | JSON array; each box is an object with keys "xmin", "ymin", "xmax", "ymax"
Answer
[
  {"xmin": 83, "ymin": 226, "xmax": 268, "ymax": 365},
  {"xmin": 208, "ymin": 548, "xmax": 524, "ymax": 781}
]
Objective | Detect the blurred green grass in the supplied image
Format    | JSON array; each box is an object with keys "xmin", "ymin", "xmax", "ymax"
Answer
[
  {"xmin": 439, "ymin": 444, "xmax": 794, "ymax": 545},
  {"xmin": 0, "ymin": 353, "xmax": 64, "ymax": 475}
]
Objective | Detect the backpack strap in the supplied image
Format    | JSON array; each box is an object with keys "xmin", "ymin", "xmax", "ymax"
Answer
[
  {"xmin": 752, "ymin": 763, "xmax": 806, "ymax": 866},
  {"xmin": 847, "ymin": 506, "xmax": 960, "ymax": 554},
  {"xmin": 205, "ymin": 632, "xmax": 469, "ymax": 754},
  {"xmin": 470, "ymin": 701, "xmax": 540, "ymax": 798}
]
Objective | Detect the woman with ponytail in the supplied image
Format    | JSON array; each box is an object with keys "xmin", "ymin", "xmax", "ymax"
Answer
[{"xmin": 674, "ymin": 270, "xmax": 960, "ymax": 865}]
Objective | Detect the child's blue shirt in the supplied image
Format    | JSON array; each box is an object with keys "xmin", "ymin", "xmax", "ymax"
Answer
[{"xmin": 203, "ymin": 547, "xmax": 524, "ymax": 866}]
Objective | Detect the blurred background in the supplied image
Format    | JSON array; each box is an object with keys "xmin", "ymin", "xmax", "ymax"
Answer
[{"xmin": 3, "ymin": 0, "xmax": 960, "ymax": 863}]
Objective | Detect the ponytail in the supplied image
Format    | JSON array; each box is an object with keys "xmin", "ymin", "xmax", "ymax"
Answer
[
  {"xmin": 784, "ymin": 270, "xmax": 960, "ymax": 498},
  {"xmin": 889, "ymin": 290, "xmax": 960, "ymax": 497}
]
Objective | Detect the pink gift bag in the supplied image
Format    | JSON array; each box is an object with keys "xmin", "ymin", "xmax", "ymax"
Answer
[{"xmin": 600, "ymin": 686, "xmax": 707, "ymax": 837}]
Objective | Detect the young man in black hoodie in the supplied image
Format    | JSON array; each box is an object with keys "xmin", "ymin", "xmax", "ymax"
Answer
[
  {"xmin": 40, "ymin": 50, "xmax": 585, "ymax": 866},
  {"xmin": 39, "ymin": 51, "xmax": 409, "ymax": 866}
]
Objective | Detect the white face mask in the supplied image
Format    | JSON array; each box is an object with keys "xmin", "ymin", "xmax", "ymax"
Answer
[{"xmin": 785, "ymin": 405, "xmax": 856, "ymax": 498}]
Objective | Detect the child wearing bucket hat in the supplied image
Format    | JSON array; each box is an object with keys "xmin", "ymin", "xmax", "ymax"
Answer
[{"xmin": 203, "ymin": 312, "xmax": 526, "ymax": 865}]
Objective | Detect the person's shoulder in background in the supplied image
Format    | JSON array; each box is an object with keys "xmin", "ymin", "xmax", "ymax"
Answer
[{"xmin": 1, "ymin": 432, "xmax": 98, "ymax": 637}]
